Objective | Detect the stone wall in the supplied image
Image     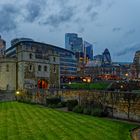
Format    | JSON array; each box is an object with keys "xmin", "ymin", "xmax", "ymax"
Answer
[
  {"xmin": 0, "ymin": 58, "xmax": 16, "ymax": 90},
  {"xmin": 59, "ymin": 90, "xmax": 140, "ymax": 122},
  {"xmin": 17, "ymin": 89, "xmax": 140, "ymax": 122},
  {"xmin": 0, "ymin": 90, "xmax": 16, "ymax": 102}
]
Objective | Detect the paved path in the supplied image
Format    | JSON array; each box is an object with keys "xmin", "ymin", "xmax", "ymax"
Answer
[{"xmin": 132, "ymin": 128, "xmax": 140, "ymax": 140}]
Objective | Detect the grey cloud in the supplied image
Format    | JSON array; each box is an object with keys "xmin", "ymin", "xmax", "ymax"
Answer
[
  {"xmin": 0, "ymin": 4, "xmax": 19, "ymax": 32},
  {"xmin": 86, "ymin": 0, "xmax": 101, "ymax": 20},
  {"xmin": 126, "ymin": 29, "xmax": 135, "ymax": 35},
  {"xmin": 106, "ymin": 1, "xmax": 115, "ymax": 10},
  {"xmin": 25, "ymin": 0, "xmax": 47, "ymax": 22},
  {"xmin": 88, "ymin": 0, "xmax": 102, "ymax": 8},
  {"xmin": 42, "ymin": 7, "xmax": 75, "ymax": 27},
  {"xmin": 90, "ymin": 11, "xmax": 98, "ymax": 21},
  {"xmin": 116, "ymin": 43, "xmax": 140, "ymax": 56},
  {"xmin": 78, "ymin": 27, "xmax": 85, "ymax": 33},
  {"xmin": 112, "ymin": 27, "xmax": 121, "ymax": 32}
]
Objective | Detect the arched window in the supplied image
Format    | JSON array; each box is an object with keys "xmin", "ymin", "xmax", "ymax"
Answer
[
  {"xmin": 30, "ymin": 65, "xmax": 32, "ymax": 70},
  {"xmin": 53, "ymin": 65, "xmax": 56, "ymax": 73},
  {"xmin": 29, "ymin": 53, "xmax": 33, "ymax": 59},
  {"xmin": 28, "ymin": 64, "xmax": 34, "ymax": 72},
  {"xmin": 53, "ymin": 57, "xmax": 56, "ymax": 62},
  {"xmin": 38, "ymin": 65, "xmax": 41, "ymax": 71},
  {"xmin": 44, "ymin": 66, "xmax": 47, "ymax": 72}
]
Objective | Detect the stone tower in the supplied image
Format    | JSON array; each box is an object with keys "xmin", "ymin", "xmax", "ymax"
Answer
[{"xmin": 0, "ymin": 35, "xmax": 6, "ymax": 57}]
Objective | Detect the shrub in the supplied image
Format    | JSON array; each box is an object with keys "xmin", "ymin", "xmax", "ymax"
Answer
[
  {"xmin": 72, "ymin": 105, "xmax": 83, "ymax": 113},
  {"xmin": 83, "ymin": 107, "xmax": 91, "ymax": 115},
  {"xmin": 91, "ymin": 108, "xmax": 102, "ymax": 117},
  {"xmin": 46, "ymin": 97, "xmax": 61, "ymax": 106},
  {"xmin": 56, "ymin": 102, "xmax": 63, "ymax": 108},
  {"xmin": 48, "ymin": 104, "xmax": 57, "ymax": 108},
  {"xmin": 67, "ymin": 100, "xmax": 78, "ymax": 111},
  {"xmin": 61, "ymin": 101, "xmax": 67, "ymax": 107}
]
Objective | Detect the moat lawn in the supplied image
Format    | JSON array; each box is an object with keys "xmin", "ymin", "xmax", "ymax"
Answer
[{"xmin": 0, "ymin": 102, "xmax": 137, "ymax": 140}]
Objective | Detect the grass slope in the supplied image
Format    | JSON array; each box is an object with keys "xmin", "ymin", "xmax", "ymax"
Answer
[{"xmin": 0, "ymin": 102, "xmax": 137, "ymax": 140}]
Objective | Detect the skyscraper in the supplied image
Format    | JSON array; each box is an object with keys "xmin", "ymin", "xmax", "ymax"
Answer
[
  {"xmin": 84, "ymin": 41, "xmax": 93, "ymax": 61},
  {"xmin": 65, "ymin": 33, "xmax": 83, "ymax": 53},
  {"xmin": 102, "ymin": 48, "xmax": 111, "ymax": 65},
  {"xmin": 65, "ymin": 33, "xmax": 84, "ymax": 66}
]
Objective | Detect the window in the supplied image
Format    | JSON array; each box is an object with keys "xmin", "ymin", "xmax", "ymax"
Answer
[
  {"xmin": 28, "ymin": 64, "xmax": 34, "ymax": 72},
  {"xmin": 35, "ymin": 53, "xmax": 43, "ymax": 59},
  {"xmin": 53, "ymin": 57, "xmax": 56, "ymax": 62},
  {"xmin": 53, "ymin": 65, "xmax": 56, "ymax": 73},
  {"xmin": 29, "ymin": 65, "xmax": 32, "ymax": 71},
  {"xmin": 29, "ymin": 53, "xmax": 33, "ymax": 59},
  {"xmin": 6, "ymin": 64, "xmax": 9, "ymax": 72},
  {"xmin": 44, "ymin": 66, "xmax": 47, "ymax": 72},
  {"xmin": 38, "ymin": 65, "xmax": 41, "ymax": 71}
]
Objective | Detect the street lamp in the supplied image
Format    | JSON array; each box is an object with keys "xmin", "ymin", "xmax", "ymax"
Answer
[
  {"xmin": 87, "ymin": 78, "xmax": 91, "ymax": 89},
  {"xmin": 16, "ymin": 91, "xmax": 20, "ymax": 95}
]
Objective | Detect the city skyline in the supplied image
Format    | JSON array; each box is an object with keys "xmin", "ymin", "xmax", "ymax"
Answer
[{"xmin": 0, "ymin": 0, "xmax": 140, "ymax": 62}]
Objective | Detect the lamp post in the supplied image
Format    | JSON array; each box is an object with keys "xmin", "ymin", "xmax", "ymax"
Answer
[
  {"xmin": 87, "ymin": 78, "xmax": 91, "ymax": 90},
  {"xmin": 125, "ymin": 73, "xmax": 128, "ymax": 81}
]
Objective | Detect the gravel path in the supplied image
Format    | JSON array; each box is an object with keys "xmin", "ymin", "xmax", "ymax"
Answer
[{"xmin": 132, "ymin": 128, "xmax": 140, "ymax": 140}]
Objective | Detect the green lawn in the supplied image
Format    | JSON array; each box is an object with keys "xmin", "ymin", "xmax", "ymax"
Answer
[
  {"xmin": 0, "ymin": 102, "xmax": 137, "ymax": 140},
  {"xmin": 64, "ymin": 82, "xmax": 109, "ymax": 90}
]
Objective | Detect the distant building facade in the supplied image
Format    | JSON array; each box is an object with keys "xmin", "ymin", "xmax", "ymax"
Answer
[
  {"xmin": 84, "ymin": 41, "xmax": 93, "ymax": 61},
  {"xmin": 93, "ymin": 55, "xmax": 103, "ymax": 66},
  {"xmin": 81, "ymin": 48, "xmax": 131, "ymax": 80},
  {"xmin": 84, "ymin": 62, "xmax": 131, "ymax": 81},
  {"xmin": 131, "ymin": 51, "xmax": 140, "ymax": 79}
]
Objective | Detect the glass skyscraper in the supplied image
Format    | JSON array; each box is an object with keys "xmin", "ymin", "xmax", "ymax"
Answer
[
  {"xmin": 102, "ymin": 48, "xmax": 112, "ymax": 65},
  {"xmin": 84, "ymin": 41, "xmax": 93, "ymax": 61},
  {"xmin": 65, "ymin": 33, "xmax": 83, "ymax": 53}
]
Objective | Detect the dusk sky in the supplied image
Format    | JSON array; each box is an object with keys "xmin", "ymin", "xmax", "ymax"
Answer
[{"xmin": 0, "ymin": 0, "xmax": 140, "ymax": 62}]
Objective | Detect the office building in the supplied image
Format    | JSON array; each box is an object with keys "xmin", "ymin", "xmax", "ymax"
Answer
[{"xmin": 84, "ymin": 41, "xmax": 93, "ymax": 61}]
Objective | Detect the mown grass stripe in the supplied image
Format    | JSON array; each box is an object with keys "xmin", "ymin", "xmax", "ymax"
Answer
[
  {"xmin": 22, "ymin": 103, "xmax": 70, "ymax": 140},
  {"xmin": 32, "ymin": 106, "xmax": 116, "ymax": 140},
  {"xmin": 0, "ymin": 102, "xmax": 8, "ymax": 140},
  {"xmin": 33, "ymin": 106, "xmax": 87, "ymax": 140},
  {"xmin": 15, "ymin": 102, "xmax": 36, "ymax": 140},
  {"xmin": 20, "ymin": 103, "xmax": 60, "ymax": 140},
  {"xmin": 0, "ymin": 102, "xmax": 137, "ymax": 140},
  {"xmin": 17, "ymin": 103, "xmax": 49, "ymax": 140}
]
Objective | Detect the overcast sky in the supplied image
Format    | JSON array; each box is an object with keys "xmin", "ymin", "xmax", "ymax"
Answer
[{"xmin": 0, "ymin": 0, "xmax": 140, "ymax": 62}]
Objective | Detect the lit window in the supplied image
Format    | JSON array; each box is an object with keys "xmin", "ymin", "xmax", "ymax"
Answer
[{"xmin": 38, "ymin": 65, "xmax": 41, "ymax": 71}]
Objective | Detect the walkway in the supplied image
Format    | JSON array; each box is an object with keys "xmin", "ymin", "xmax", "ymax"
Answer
[{"xmin": 132, "ymin": 128, "xmax": 140, "ymax": 140}]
